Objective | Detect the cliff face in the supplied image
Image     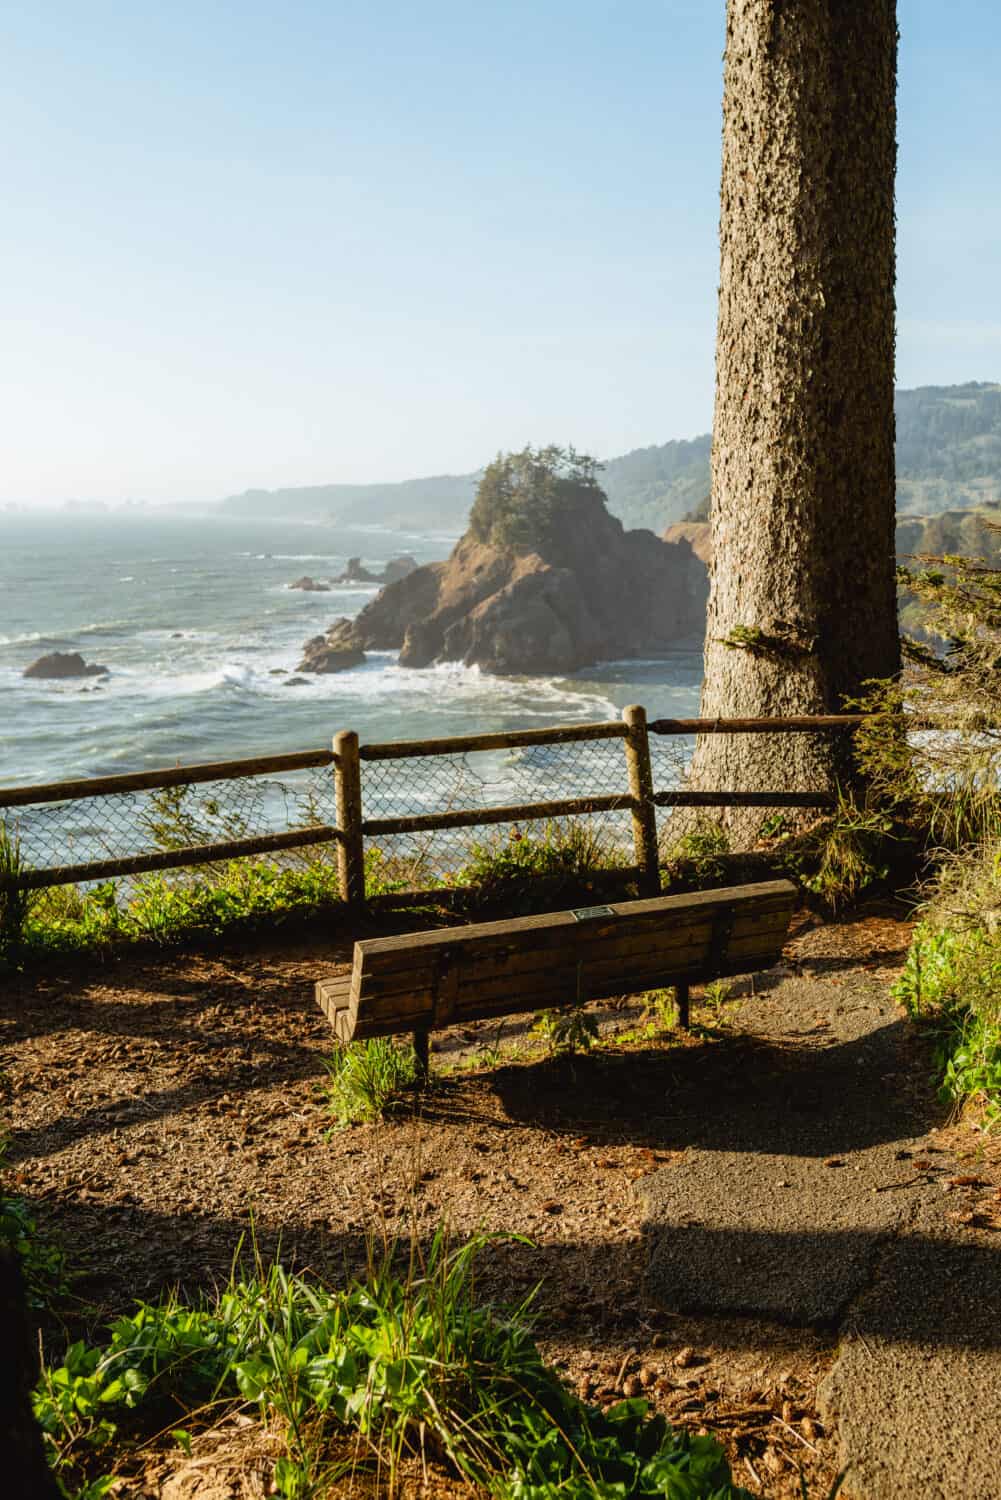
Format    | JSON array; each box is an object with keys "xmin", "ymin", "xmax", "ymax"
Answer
[{"xmin": 302, "ymin": 497, "xmax": 708, "ymax": 676}]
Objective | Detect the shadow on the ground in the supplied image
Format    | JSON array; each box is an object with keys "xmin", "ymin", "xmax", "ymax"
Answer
[
  {"xmin": 25, "ymin": 1192, "xmax": 1001, "ymax": 1355},
  {"xmin": 485, "ymin": 1015, "xmax": 934, "ymax": 1158}
]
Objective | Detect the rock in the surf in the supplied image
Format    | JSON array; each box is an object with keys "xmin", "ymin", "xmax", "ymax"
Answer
[
  {"xmin": 298, "ymin": 631, "xmax": 366, "ymax": 673},
  {"xmin": 333, "ymin": 557, "xmax": 380, "ymax": 584},
  {"xmin": 23, "ymin": 651, "xmax": 109, "ymax": 680},
  {"xmin": 289, "ymin": 575, "xmax": 331, "ymax": 592}
]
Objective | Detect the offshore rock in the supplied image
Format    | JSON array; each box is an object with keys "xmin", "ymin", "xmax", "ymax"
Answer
[
  {"xmin": 333, "ymin": 555, "xmax": 419, "ymax": 585},
  {"xmin": 23, "ymin": 651, "xmax": 109, "ymax": 679},
  {"xmin": 289, "ymin": 575, "xmax": 331, "ymax": 592},
  {"xmin": 334, "ymin": 557, "xmax": 380, "ymax": 584},
  {"xmin": 298, "ymin": 629, "xmax": 366, "ymax": 673}
]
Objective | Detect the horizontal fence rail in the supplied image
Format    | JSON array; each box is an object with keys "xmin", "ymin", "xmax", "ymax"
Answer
[
  {"xmin": 0, "ymin": 709, "xmax": 873, "ymax": 906},
  {"xmin": 648, "ymin": 715, "xmax": 869, "ymax": 735},
  {"xmin": 0, "ymin": 749, "xmax": 335, "ymax": 810},
  {"xmin": 14, "ymin": 827, "xmax": 340, "ymax": 892}
]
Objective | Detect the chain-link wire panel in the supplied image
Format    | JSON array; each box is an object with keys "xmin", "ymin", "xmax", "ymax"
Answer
[
  {"xmin": 362, "ymin": 738, "xmax": 637, "ymax": 888},
  {"xmin": 2, "ymin": 763, "xmax": 340, "ymax": 896}
]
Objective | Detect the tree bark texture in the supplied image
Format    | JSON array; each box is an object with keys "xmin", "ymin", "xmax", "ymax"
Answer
[{"xmin": 690, "ymin": 0, "xmax": 899, "ymax": 830}]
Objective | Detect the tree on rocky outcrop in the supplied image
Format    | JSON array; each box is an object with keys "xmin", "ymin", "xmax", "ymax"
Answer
[
  {"xmin": 687, "ymin": 0, "xmax": 900, "ymax": 828},
  {"xmin": 468, "ymin": 446, "xmax": 605, "ymax": 554}
]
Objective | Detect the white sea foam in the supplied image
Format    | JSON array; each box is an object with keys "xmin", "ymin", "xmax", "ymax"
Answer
[
  {"xmin": 0, "ymin": 619, "xmax": 129, "ymax": 647},
  {"xmin": 2, "ymin": 513, "xmax": 701, "ymax": 785},
  {"xmin": 0, "ymin": 630, "xmax": 46, "ymax": 647}
]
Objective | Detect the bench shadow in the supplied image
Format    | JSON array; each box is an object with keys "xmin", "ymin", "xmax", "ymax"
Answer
[{"xmin": 484, "ymin": 1016, "xmax": 934, "ymax": 1158}]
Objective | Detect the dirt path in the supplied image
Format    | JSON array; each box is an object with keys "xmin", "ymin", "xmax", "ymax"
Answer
[{"xmin": 3, "ymin": 903, "xmax": 1000, "ymax": 1497}]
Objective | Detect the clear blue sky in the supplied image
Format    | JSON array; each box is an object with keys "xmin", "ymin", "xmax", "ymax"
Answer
[{"xmin": 2, "ymin": 0, "xmax": 998, "ymax": 505}]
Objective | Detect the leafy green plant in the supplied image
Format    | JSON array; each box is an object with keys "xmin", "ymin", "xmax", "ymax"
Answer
[
  {"xmin": 800, "ymin": 794, "xmax": 895, "ymax": 912},
  {"xmin": 893, "ymin": 905, "xmax": 1001, "ymax": 1124},
  {"xmin": 0, "ymin": 1133, "xmax": 68, "ymax": 1309},
  {"xmin": 641, "ymin": 987, "xmax": 679, "ymax": 1032},
  {"xmin": 460, "ymin": 820, "xmax": 612, "ymax": 908},
  {"xmin": 18, "ymin": 856, "xmax": 344, "ymax": 963},
  {"xmin": 322, "ymin": 1038, "xmax": 419, "ymax": 1126},
  {"xmin": 531, "ymin": 1003, "xmax": 599, "ymax": 1057},
  {"xmin": 34, "ymin": 1232, "xmax": 753, "ymax": 1500},
  {"xmin": 757, "ymin": 811, "xmax": 791, "ymax": 841},
  {"xmin": 663, "ymin": 819, "xmax": 730, "ymax": 886},
  {"xmin": 702, "ymin": 979, "xmax": 732, "ymax": 1024}
]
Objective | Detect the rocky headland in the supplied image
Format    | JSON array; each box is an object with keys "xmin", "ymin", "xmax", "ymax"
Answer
[{"xmin": 299, "ymin": 454, "xmax": 708, "ymax": 676}]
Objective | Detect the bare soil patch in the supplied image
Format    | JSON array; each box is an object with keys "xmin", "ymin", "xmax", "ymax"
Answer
[{"xmin": 2, "ymin": 900, "xmax": 943, "ymax": 1498}]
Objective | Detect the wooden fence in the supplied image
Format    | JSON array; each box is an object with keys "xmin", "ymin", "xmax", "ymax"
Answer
[{"xmin": 0, "ymin": 709, "xmax": 867, "ymax": 902}]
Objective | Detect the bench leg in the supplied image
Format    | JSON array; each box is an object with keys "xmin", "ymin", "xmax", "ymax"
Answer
[
  {"xmin": 674, "ymin": 984, "xmax": 690, "ymax": 1031},
  {"xmin": 413, "ymin": 1027, "xmax": 430, "ymax": 1086}
]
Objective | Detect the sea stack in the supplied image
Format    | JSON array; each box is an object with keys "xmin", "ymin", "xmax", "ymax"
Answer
[{"xmin": 299, "ymin": 447, "xmax": 708, "ymax": 676}]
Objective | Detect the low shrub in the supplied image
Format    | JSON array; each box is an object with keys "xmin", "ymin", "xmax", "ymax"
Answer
[
  {"xmin": 662, "ymin": 819, "xmax": 730, "ymax": 887},
  {"xmin": 35, "ymin": 1231, "xmax": 754, "ymax": 1500},
  {"xmin": 13, "ymin": 857, "xmax": 343, "ymax": 963},
  {"xmin": 798, "ymin": 795, "xmax": 897, "ymax": 912},
  {"xmin": 531, "ymin": 1003, "xmax": 599, "ymax": 1057},
  {"xmin": 893, "ymin": 843, "xmax": 1001, "ymax": 1124},
  {"xmin": 459, "ymin": 820, "xmax": 615, "ymax": 910},
  {"xmin": 0, "ymin": 1134, "xmax": 68, "ymax": 1310}
]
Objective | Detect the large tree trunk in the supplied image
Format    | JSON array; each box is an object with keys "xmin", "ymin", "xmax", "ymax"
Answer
[{"xmin": 688, "ymin": 0, "xmax": 899, "ymax": 836}]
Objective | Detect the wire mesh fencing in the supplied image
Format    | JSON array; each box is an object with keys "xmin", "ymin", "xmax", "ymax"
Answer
[
  {"xmin": 359, "ymin": 735, "xmax": 646, "ymax": 889},
  {"xmin": 1, "ymin": 763, "xmax": 341, "ymax": 898},
  {"xmin": 1, "ymin": 711, "xmax": 852, "ymax": 912}
]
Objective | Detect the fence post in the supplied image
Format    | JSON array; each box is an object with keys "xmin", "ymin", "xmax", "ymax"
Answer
[
  {"xmin": 623, "ymin": 704, "xmax": 660, "ymax": 896},
  {"xmin": 334, "ymin": 730, "xmax": 366, "ymax": 905}
]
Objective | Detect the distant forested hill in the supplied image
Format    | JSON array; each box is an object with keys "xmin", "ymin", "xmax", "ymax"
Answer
[
  {"xmin": 218, "ymin": 383, "xmax": 1001, "ymax": 532},
  {"xmin": 599, "ymin": 434, "xmax": 713, "ymax": 531},
  {"xmin": 895, "ymin": 383, "xmax": 1001, "ymax": 513}
]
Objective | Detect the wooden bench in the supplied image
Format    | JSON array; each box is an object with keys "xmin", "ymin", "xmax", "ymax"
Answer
[{"xmin": 315, "ymin": 879, "xmax": 797, "ymax": 1071}]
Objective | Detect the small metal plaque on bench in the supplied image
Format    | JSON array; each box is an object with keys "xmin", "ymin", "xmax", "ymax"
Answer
[{"xmin": 571, "ymin": 905, "xmax": 615, "ymax": 921}]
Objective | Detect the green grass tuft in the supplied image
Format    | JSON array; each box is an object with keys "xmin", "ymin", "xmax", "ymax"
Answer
[{"xmin": 322, "ymin": 1038, "xmax": 419, "ymax": 1126}]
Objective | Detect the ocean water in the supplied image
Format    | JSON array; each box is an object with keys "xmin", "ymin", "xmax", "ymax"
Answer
[{"xmin": 0, "ymin": 512, "xmax": 702, "ymax": 793}]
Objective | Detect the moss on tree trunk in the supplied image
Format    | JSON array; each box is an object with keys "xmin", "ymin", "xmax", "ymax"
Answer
[{"xmin": 689, "ymin": 0, "xmax": 900, "ymax": 832}]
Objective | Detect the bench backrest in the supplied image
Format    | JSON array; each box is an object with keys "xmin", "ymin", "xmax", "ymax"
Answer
[{"xmin": 319, "ymin": 880, "xmax": 796, "ymax": 1043}]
